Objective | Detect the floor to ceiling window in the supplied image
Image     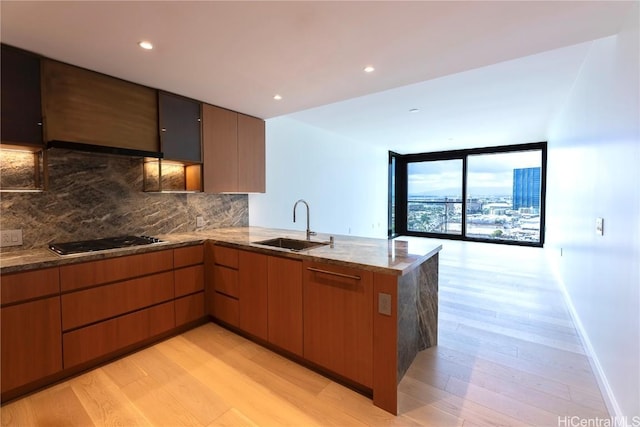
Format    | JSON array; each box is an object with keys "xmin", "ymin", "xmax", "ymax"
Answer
[
  {"xmin": 390, "ymin": 142, "xmax": 546, "ymax": 246},
  {"xmin": 407, "ymin": 159, "xmax": 463, "ymax": 235}
]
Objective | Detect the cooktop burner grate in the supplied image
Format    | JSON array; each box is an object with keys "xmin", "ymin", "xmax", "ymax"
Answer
[{"xmin": 49, "ymin": 235, "xmax": 162, "ymax": 255}]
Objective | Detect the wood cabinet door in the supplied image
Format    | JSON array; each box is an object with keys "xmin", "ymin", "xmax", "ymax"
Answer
[
  {"xmin": 237, "ymin": 113, "xmax": 265, "ymax": 193},
  {"xmin": 1, "ymin": 297, "xmax": 62, "ymax": 393},
  {"xmin": 267, "ymin": 256, "xmax": 303, "ymax": 356},
  {"xmin": 303, "ymin": 261, "xmax": 374, "ymax": 388},
  {"xmin": 238, "ymin": 250, "xmax": 268, "ymax": 340},
  {"xmin": 0, "ymin": 44, "xmax": 43, "ymax": 146},
  {"xmin": 41, "ymin": 59, "xmax": 158, "ymax": 152},
  {"xmin": 175, "ymin": 292, "xmax": 205, "ymax": 326},
  {"xmin": 202, "ymin": 104, "xmax": 238, "ymax": 193},
  {"xmin": 159, "ymin": 91, "xmax": 202, "ymax": 162}
]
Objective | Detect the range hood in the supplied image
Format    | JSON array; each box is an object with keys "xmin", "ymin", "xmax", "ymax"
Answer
[{"xmin": 47, "ymin": 140, "xmax": 163, "ymax": 159}]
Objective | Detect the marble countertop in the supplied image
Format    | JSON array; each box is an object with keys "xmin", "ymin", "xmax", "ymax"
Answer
[{"xmin": 0, "ymin": 227, "xmax": 442, "ymax": 276}]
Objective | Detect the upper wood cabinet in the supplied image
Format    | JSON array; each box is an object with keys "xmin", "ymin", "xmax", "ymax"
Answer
[
  {"xmin": 0, "ymin": 44, "xmax": 43, "ymax": 146},
  {"xmin": 158, "ymin": 91, "xmax": 202, "ymax": 163},
  {"xmin": 41, "ymin": 59, "xmax": 159, "ymax": 153},
  {"xmin": 237, "ymin": 113, "xmax": 265, "ymax": 193},
  {"xmin": 202, "ymin": 104, "xmax": 265, "ymax": 193}
]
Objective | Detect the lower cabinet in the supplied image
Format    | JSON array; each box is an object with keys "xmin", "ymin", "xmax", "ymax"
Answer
[
  {"xmin": 267, "ymin": 256, "xmax": 303, "ymax": 356},
  {"xmin": 239, "ymin": 250, "xmax": 268, "ymax": 340},
  {"xmin": 209, "ymin": 246, "xmax": 303, "ymax": 354},
  {"xmin": 63, "ymin": 302, "xmax": 175, "ymax": 368},
  {"xmin": 1, "ymin": 296, "xmax": 62, "ymax": 394},
  {"xmin": 176, "ymin": 292, "xmax": 205, "ymax": 326},
  {"xmin": 303, "ymin": 260, "xmax": 374, "ymax": 388},
  {"xmin": 174, "ymin": 253, "xmax": 205, "ymax": 328},
  {"xmin": 210, "ymin": 245, "xmax": 240, "ymax": 326},
  {"xmin": 1, "ymin": 244, "xmax": 206, "ymax": 401},
  {"xmin": 208, "ymin": 245, "xmax": 372, "ymax": 387},
  {"xmin": 1, "ymin": 267, "xmax": 62, "ymax": 396}
]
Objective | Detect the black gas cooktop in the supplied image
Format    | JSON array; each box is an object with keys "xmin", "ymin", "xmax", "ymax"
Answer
[{"xmin": 49, "ymin": 235, "xmax": 163, "ymax": 255}]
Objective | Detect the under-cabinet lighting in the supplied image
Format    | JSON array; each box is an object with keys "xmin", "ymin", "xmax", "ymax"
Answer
[{"xmin": 138, "ymin": 41, "xmax": 153, "ymax": 50}]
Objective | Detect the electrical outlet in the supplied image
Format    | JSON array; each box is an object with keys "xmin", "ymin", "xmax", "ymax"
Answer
[
  {"xmin": 196, "ymin": 216, "xmax": 204, "ymax": 228},
  {"xmin": 1, "ymin": 229, "xmax": 23, "ymax": 247},
  {"xmin": 378, "ymin": 293, "xmax": 392, "ymax": 316}
]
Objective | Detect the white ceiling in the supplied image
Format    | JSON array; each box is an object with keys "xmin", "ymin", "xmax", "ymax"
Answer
[{"xmin": 0, "ymin": 1, "xmax": 634, "ymax": 151}]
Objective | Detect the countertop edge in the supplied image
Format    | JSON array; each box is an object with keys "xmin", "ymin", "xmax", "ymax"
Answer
[
  {"xmin": 1, "ymin": 229, "xmax": 442, "ymax": 276},
  {"xmin": 0, "ymin": 238, "xmax": 206, "ymax": 274}
]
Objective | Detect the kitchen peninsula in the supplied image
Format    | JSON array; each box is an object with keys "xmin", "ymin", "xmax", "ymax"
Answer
[{"xmin": 0, "ymin": 227, "xmax": 442, "ymax": 415}]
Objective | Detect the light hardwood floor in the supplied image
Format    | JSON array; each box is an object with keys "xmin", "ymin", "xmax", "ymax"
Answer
[{"xmin": 0, "ymin": 240, "xmax": 609, "ymax": 426}]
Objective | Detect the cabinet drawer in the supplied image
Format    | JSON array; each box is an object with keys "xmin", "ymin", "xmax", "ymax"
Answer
[
  {"xmin": 1, "ymin": 296, "xmax": 62, "ymax": 393},
  {"xmin": 60, "ymin": 250, "xmax": 173, "ymax": 292},
  {"xmin": 1, "ymin": 267, "xmax": 60, "ymax": 305},
  {"xmin": 176, "ymin": 292, "xmax": 205, "ymax": 326},
  {"xmin": 213, "ymin": 265, "xmax": 239, "ymax": 298},
  {"xmin": 174, "ymin": 245, "xmax": 203, "ymax": 269},
  {"xmin": 63, "ymin": 301, "xmax": 175, "ymax": 368},
  {"xmin": 175, "ymin": 265, "xmax": 204, "ymax": 297},
  {"xmin": 213, "ymin": 245, "xmax": 238, "ymax": 269},
  {"xmin": 213, "ymin": 292, "xmax": 239, "ymax": 327},
  {"xmin": 61, "ymin": 271, "xmax": 174, "ymax": 331}
]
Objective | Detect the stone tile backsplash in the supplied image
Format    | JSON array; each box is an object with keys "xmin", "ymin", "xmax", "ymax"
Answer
[{"xmin": 0, "ymin": 149, "xmax": 248, "ymax": 251}]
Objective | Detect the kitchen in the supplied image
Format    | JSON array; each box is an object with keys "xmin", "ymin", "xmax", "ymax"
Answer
[{"xmin": 1, "ymin": 1, "xmax": 639, "ymax": 426}]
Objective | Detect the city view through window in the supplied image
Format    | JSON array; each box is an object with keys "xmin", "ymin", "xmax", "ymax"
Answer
[{"xmin": 407, "ymin": 150, "xmax": 542, "ymax": 243}]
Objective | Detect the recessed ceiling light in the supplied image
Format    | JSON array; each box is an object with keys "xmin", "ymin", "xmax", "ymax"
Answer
[
  {"xmin": 409, "ymin": 108, "xmax": 420, "ymax": 113},
  {"xmin": 273, "ymin": 94, "xmax": 282, "ymax": 101},
  {"xmin": 363, "ymin": 66, "xmax": 375, "ymax": 73},
  {"xmin": 138, "ymin": 41, "xmax": 153, "ymax": 50}
]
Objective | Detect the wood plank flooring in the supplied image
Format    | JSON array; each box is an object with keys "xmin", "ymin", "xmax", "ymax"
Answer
[{"xmin": 0, "ymin": 240, "xmax": 609, "ymax": 426}]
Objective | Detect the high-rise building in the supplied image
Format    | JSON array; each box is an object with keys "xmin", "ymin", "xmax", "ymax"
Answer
[{"xmin": 512, "ymin": 167, "xmax": 541, "ymax": 211}]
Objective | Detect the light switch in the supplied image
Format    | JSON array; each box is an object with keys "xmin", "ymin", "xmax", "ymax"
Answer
[{"xmin": 596, "ymin": 217, "xmax": 604, "ymax": 236}]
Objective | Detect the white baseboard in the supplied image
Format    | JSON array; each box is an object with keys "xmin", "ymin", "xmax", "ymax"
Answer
[{"xmin": 546, "ymin": 252, "xmax": 625, "ymax": 422}]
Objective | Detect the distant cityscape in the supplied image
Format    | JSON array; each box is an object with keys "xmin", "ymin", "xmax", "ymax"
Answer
[{"xmin": 407, "ymin": 167, "xmax": 542, "ymax": 243}]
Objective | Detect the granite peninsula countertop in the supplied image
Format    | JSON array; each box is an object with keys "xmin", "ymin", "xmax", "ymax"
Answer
[{"xmin": 0, "ymin": 227, "xmax": 442, "ymax": 276}]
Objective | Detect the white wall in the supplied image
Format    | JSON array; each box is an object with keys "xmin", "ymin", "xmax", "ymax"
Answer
[
  {"xmin": 546, "ymin": 4, "xmax": 640, "ymax": 419},
  {"xmin": 249, "ymin": 116, "xmax": 388, "ymax": 238}
]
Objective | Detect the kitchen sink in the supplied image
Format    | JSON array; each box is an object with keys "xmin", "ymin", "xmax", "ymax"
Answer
[{"xmin": 253, "ymin": 237, "xmax": 329, "ymax": 251}]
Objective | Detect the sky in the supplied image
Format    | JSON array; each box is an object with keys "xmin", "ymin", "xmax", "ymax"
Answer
[{"xmin": 408, "ymin": 150, "xmax": 541, "ymax": 196}]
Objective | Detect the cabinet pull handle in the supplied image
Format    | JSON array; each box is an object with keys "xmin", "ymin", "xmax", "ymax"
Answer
[{"xmin": 307, "ymin": 267, "xmax": 361, "ymax": 281}]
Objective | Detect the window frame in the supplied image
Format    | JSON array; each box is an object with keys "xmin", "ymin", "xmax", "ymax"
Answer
[{"xmin": 389, "ymin": 142, "xmax": 547, "ymax": 247}]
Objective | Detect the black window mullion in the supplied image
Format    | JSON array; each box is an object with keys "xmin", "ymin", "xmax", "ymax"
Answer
[{"xmin": 461, "ymin": 155, "xmax": 468, "ymax": 239}]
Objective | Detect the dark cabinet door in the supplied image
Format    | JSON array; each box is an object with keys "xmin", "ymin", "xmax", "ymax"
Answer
[
  {"xmin": 0, "ymin": 44, "xmax": 43, "ymax": 146},
  {"xmin": 159, "ymin": 92, "xmax": 202, "ymax": 162}
]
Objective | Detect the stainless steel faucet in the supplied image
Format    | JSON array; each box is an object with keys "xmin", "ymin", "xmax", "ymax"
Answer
[{"xmin": 293, "ymin": 199, "xmax": 316, "ymax": 240}]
